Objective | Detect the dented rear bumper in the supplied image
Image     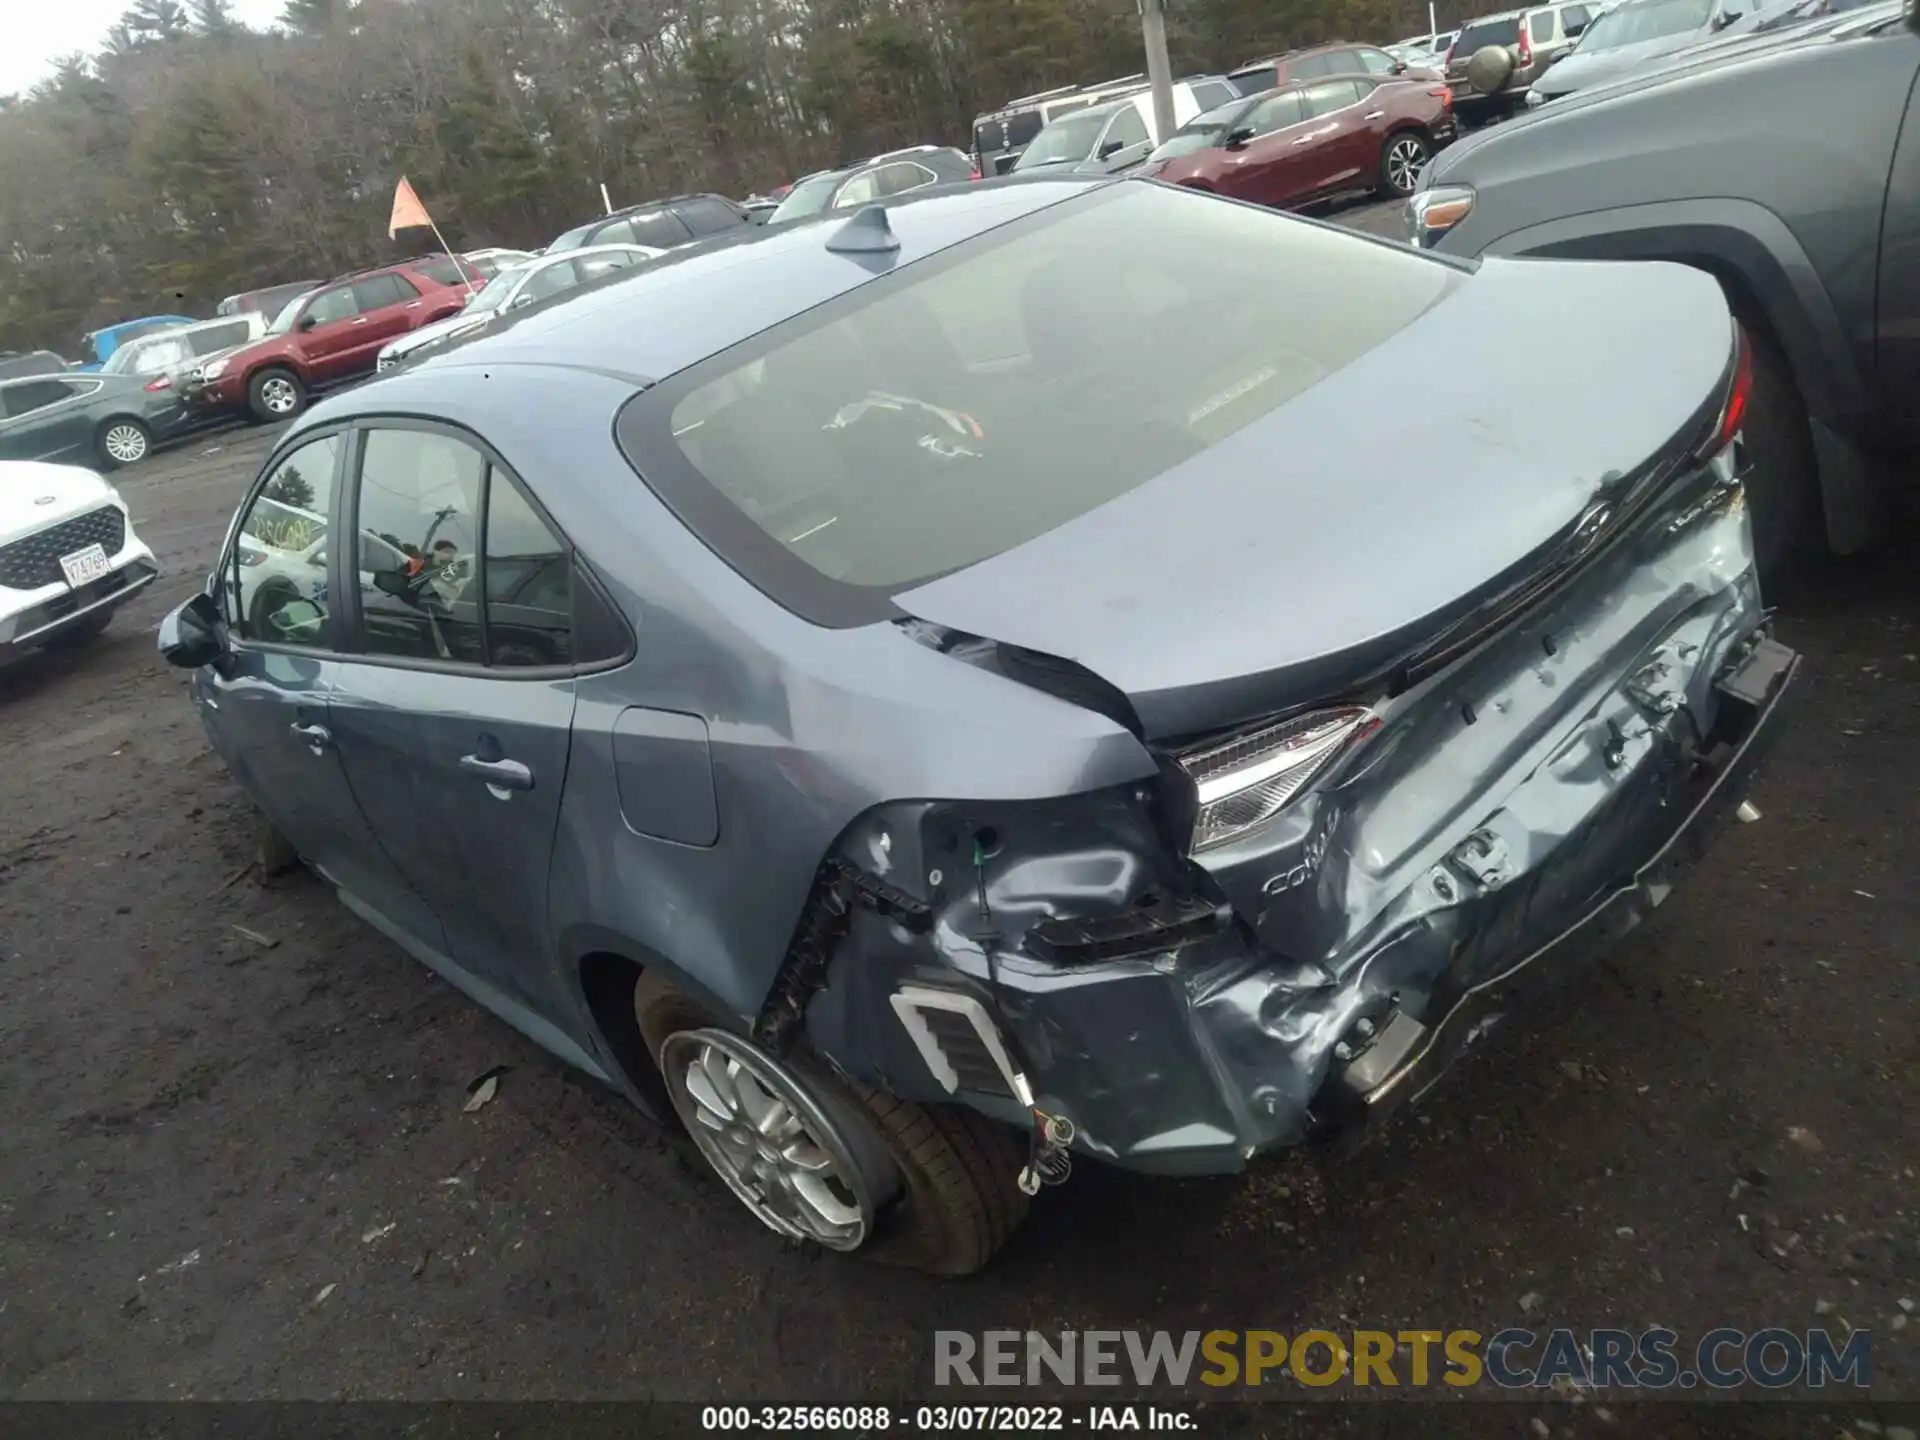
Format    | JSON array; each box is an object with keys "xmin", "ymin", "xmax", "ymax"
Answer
[{"xmin": 798, "ymin": 465, "xmax": 1796, "ymax": 1176}]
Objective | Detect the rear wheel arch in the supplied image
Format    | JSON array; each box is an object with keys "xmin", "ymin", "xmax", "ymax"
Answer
[
  {"xmin": 1481, "ymin": 202, "xmax": 1877, "ymax": 551},
  {"xmin": 1481, "ymin": 201, "xmax": 1862, "ymax": 428}
]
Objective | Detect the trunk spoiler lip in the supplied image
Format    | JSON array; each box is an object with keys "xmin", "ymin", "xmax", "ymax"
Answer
[{"xmin": 898, "ymin": 330, "xmax": 1738, "ymax": 748}]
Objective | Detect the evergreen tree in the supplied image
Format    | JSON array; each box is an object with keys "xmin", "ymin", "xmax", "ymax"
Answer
[{"xmin": 190, "ymin": 0, "xmax": 245, "ymax": 37}]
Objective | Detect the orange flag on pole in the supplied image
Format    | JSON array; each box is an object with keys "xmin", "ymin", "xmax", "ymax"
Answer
[{"xmin": 388, "ymin": 176, "xmax": 432, "ymax": 237}]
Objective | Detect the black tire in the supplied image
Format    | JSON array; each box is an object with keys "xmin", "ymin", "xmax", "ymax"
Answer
[
  {"xmin": 247, "ymin": 367, "xmax": 305, "ymax": 424},
  {"xmin": 96, "ymin": 417, "xmax": 151, "ymax": 470},
  {"xmin": 634, "ymin": 973, "xmax": 1030, "ymax": 1275},
  {"xmin": 1378, "ymin": 130, "xmax": 1432, "ymax": 198},
  {"xmin": 1730, "ymin": 312, "xmax": 1820, "ymax": 580},
  {"xmin": 842, "ymin": 1075, "xmax": 1031, "ymax": 1277}
]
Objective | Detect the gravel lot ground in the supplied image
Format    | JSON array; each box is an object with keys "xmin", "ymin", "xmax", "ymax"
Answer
[{"xmin": 2, "ymin": 214, "xmax": 1916, "ymax": 1431}]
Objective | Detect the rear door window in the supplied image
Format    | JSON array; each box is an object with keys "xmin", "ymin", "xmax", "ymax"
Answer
[
  {"xmin": 1299, "ymin": 79, "xmax": 1364, "ymax": 118},
  {"xmin": 1358, "ymin": 46, "xmax": 1400, "ymax": 72},
  {"xmin": 676, "ymin": 197, "xmax": 749, "ymax": 236},
  {"xmin": 1289, "ymin": 52, "xmax": 1332, "ymax": 78},
  {"xmin": 353, "ymin": 274, "xmax": 415, "ymax": 312},
  {"xmin": 1, "ymin": 379, "xmax": 75, "ymax": 417},
  {"xmin": 1246, "ymin": 90, "xmax": 1307, "ymax": 134},
  {"xmin": 350, "ymin": 428, "xmax": 488, "ymax": 663},
  {"xmin": 1529, "ymin": 9, "xmax": 1560, "ymax": 41},
  {"xmin": 627, "ymin": 209, "xmax": 695, "ymax": 249}
]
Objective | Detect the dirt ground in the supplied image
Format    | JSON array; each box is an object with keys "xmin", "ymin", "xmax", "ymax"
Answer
[{"xmin": 2, "ymin": 344, "xmax": 1916, "ymax": 1429}]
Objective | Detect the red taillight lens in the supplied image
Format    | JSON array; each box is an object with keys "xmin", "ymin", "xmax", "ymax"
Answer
[
  {"xmin": 1699, "ymin": 325, "xmax": 1754, "ymax": 460},
  {"xmin": 144, "ymin": 375, "xmax": 171, "ymax": 392},
  {"xmin": 1430, "ymin": 85, "xmax": 1453, "ymax": 109},
  {"xmin": 970, "ymin": 167, "xmax": 982, "ymax": 180},
  {"xmin": 1518, "ymin": 29, "xmax": 1532, "ymax": 64}
]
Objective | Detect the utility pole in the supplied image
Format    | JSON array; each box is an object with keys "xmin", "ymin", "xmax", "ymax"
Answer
[{"xmin": 1140, "ymin": 0, "xmax": 1176, "ymax": 144}]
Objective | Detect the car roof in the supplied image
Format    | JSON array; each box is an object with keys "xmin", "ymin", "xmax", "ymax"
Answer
[{"xmin": 313, "ymin": 178, "xmax": 1098, "ymax": 400}]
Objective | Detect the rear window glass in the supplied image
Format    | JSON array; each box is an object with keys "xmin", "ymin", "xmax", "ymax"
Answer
[
  {"xmin": 973, "ymin": 118, "xmax": 1006, "ymax": 153},
  {"xmin": 1578, "ymin": 0, "xmax": 1713, "ymax": 45},
  {"xmin": 1456, "ymin": 15, "xmax": 1523, "ymax": 45},
  {"xmin": 630, "ymin": 184, "xmax": 1455, "ymax": 619}
]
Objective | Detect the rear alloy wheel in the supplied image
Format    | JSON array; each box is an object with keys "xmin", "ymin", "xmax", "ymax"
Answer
[
  {"xmin": 1379, "ymin": 132, "xmax": 1432, "ymax": 198},
  {"xmin": 637, "ymin": 973, "xmax": 1030, "ymax": 1274},
  {"xmin": 98, "ymin": 419, "xmax": 150, "ymax": 469},
  {"xmin": 661, "ymin": 1027, "xmax": 884, "ymax": 1251},
  {"xmin": 248, "ymin": 368, "xmax": 305, "ymax": 423}
]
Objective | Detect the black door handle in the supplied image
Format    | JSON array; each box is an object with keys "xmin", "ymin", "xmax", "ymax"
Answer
[{"xmin": 459, "ymin": 754, "xmax": 533, "ymax": 791}]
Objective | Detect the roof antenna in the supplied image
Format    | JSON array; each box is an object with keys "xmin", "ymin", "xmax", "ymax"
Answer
[{"xmin": 825, "ymin": 204, "xmax": 900, "ymax": 256}]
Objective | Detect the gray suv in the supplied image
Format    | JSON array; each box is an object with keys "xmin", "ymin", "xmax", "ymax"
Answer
[{"xmin": 1447, "ymin": 2, "xmax": 1601, "ymax": 114}]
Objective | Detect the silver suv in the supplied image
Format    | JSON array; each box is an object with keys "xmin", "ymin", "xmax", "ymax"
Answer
[{"xmin": 1446, "ymin": 2, "xmax": 1600, "ymax": 114}]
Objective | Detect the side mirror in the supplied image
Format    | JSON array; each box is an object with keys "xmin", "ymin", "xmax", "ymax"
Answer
[
  {"xmin": 1710, "ymin": 8, "xmax": 1738, "ymax": 26},
  {"xmin": 159, "ymin": 591, "xmax": 226, "ymax": 669},
  {"xmin": 1224, "ymin": 126, "xmax": 1256, "ymax": 148},
  {"xmin": 1393, "ymin": 59, "xmax": 1409, "ymax": 73},
  {"xmin": 1097, "ymin": 139, "xmax": 1125, "ymax": 159},
  {"xmin": 296, "ymin": 313, "xmax": 318, "ymax": 331}
]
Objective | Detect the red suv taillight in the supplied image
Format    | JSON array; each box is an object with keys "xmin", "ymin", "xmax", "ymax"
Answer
[
  {"xmin": 144, "ymin": 375, "xmax": 171, "ymax": 392},
  {"xmin": 1697, "ymin": 325, "xmax": 1754, "ymax": 461},
  {"xmin": 1517, "ymin": 26, "xmax": 1533, "ymax": 65},
  {"xmin": 1430, "ymin": 85, "xmax": 1453, "ymax": 109}
]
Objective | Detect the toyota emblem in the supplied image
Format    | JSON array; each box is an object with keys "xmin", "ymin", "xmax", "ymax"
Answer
[{"xmin": 32, "ymin": 495, "xmax": 56, "ymax": 505}]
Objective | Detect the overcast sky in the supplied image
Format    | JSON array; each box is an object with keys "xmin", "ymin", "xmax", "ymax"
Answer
[{"xmin": 3, "ymin": 1, "xmax": 288, "ymax": 98}]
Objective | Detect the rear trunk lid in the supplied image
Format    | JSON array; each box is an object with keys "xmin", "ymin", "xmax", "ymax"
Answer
[{"xmin": 895, "ymin": 255, "xmax": 1733, "ymax": 740}]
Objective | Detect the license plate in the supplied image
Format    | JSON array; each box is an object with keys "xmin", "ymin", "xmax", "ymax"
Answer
[{"xmin": 59, "ymin": 543, "xmax": 111, "ymax": 587}]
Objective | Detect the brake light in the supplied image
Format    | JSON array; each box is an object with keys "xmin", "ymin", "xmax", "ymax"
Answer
[
  {"xmin": 143, "ymin": 375, "xmax": 171, "ymax": 392},
  {"xmin": 1698, "ymin": 325, "xmax": 1754, "ymax": 460},
  {"xmin": 970, "ymin": 165, "xmax": 982, "ymax": 180},
  {"xmin": 1518, "ymin": 26, "xmax": 1533, "ymax": 64},
  {"xmin": 1430, "ymin": 85, "xmax": 1453, "ymax": 109}
]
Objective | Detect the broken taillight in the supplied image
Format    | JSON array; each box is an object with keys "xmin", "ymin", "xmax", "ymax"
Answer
[
  {"xmin": 1696, "ymin": 324, "xmax": 1753, "ymax": 461},
  {"xmin": 1177, "ymin": 707, "xmax": 1379, "ymax": 853}
]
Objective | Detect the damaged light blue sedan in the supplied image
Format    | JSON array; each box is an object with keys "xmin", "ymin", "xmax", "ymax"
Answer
[{"xmin": 162, "ymin": 176, "xmax": 1797, "ymax": 1274}]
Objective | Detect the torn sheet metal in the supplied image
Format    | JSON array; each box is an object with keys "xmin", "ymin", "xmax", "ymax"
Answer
[{"xmin": 803, "ymin": 454, "xmax": 1794, "ymax": 1175}]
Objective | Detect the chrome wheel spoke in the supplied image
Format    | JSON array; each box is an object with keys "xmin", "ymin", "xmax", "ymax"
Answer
[{"xmin": 660, "ymin": 1027, "xmax": 879, "ymax": 1252}]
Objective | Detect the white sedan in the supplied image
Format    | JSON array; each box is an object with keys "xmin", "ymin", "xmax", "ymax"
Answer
[
  {"xmin": 376, "ymin": 244, "xmax": 662, "ymax": 374},
  {"xmin": 0, "ymin": 460, "xmax": 159, "ymax": 661}
]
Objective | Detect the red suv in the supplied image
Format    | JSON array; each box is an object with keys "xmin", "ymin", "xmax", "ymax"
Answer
[{"xmin": 187, "ymin": 255, "xmax": 481, "ymax": 423}]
